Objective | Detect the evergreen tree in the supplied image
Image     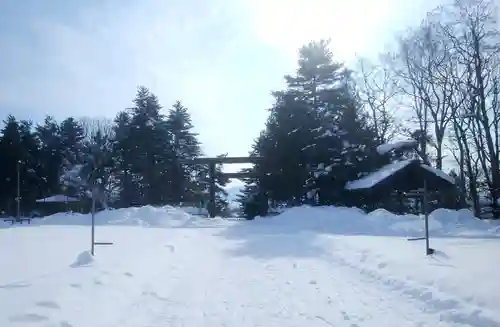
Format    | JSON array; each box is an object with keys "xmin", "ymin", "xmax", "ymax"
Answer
[
  {"xmin": 166, "ymin": 101, "xmax": 202, "ymax": 204},
  {"xmin": 112, "ymin": 111, "xmax": 140, "ymax": 207},
  {"xmin": 236, "ymin": 162, "xmax": 267, "ymax": 219},
  {"xmin": 283, "ymin": 40, "xmax": 379, "ymax": 205},
  {"xmin": 119, "ymin": 86, "xmax": 174, "ymax": 205},
  {"xmin": 260, "ymin": 95, "xmax": 316, "ymax": 204},
  {"xmin": 36, "ymin": 116, "xmax": 63, "ymax": 197},
  {"xmin": 237, "ymin": 134, "xmax": 272, "ymax": 218},
  {"xmin": 0, "ymin": 116, "xmax": 41, "ymax": 215},
  {"xmin": 18, "ymin": 119, "xmax": 42, "ymax": 209},
  {"xmin": 240, "ymin": 39, "xmax": 380, "ymax": 210},
  {"xmin": 0, "ymin": 87, "xmax": 210, "ymax": 213},
  {"xmin": 238, "ymin": 181, "xmax": 260, "ymax": 219},
  {"xmin": 59, "ymin": 117, "xmax": 85, "ymax": 165},
  {"xmin": 59, "ymin": 117, "xmax": 86, "ymax": 198},
  {"xmin": 0, "ymin": 115, "xmax": 22, "ymax": 213},
  {"xmin": 213, "ymin": 154, "xmax": 230, "ymax": 215}
]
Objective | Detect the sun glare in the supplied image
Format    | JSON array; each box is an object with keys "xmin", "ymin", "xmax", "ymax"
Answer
[{"xmin": 241, "ymin": 0, "xmax": 395, "ymax": 63}]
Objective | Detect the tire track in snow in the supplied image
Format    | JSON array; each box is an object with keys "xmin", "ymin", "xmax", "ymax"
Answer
[
  {"xmin": 298, "ymin": 258, "xmax": 455, "ymax": 327},
  {"xmin": 323, "ymin": 240, "xmax": 500, "ymax": 327}
]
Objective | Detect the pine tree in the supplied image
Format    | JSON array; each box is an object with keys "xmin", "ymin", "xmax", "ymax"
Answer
[
  {"xmin": 18, "ymin": 119, "xmax": 42, "ymax": 209},
  {"xmin": 260, "ymin": 95, "xmax": 316, "ymax": 204},
  {"xmin": 59, "ymin": 118, "xmax": 86, "ymax": 198},
  {"xmin": 36, "ymin": 116, "xmax": 63, "ymax": 197},
  {"xmin": 241, "ymin": 40, "xmax": 380, "ymax": 209},
  {"xmin": 285, "ymin": 40, "xmax": 379, "ymax": 205},
  {"xmin": 59, "ymin": 117, "xmax": 85, "ymax": 165},
  {"xmin": 237, "ymin": 134, "xmax": 271, "ymax": 217},
  {"xmin": 166, "ymin": 101, "xmax": 202, "ymax": 204},
  {"xmin": 112, "ymin": 111, "xmax": 140, "ymax": 207},
  {"xmin": 214, "ymin": 154, "xmax": 230, "ymax": 215},
  {"xmin": 238, "ymin": 181, "xmax": 261, "ymax": 219},
  {"xmin": 0, "ymin": 115, "xmax": 22, "ymax": 213},
  {"xmin": 0, "ymin": 116, "xmax": 41, "ymax": 215},
  {"xmin": 119, "ymin": 86, "xmax": 174, "ymax": 205}
]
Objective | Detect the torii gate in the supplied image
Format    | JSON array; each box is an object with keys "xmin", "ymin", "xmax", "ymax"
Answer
[{"xmin": 178, "ymin": 156, "xmax": 265, "ymax": 217}]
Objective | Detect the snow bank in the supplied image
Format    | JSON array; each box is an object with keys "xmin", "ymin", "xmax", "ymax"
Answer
[
  {"xmin": 36, "ymin": 195, "xmax": 79, "ymax": 203},
  {"xmin": 0, "ymin": 219, "xmax": 11, "ymax": 228},
  {"xmin": 179, "ymin": 206, "xmax": 209, "ymax": 216},
  {"xmin": 32, "ymin": 205, "xmax": 198, "ymax": 228},
  {"xmin": 261, "ymin": 205, "xmax": 499, "ymax": 238}
]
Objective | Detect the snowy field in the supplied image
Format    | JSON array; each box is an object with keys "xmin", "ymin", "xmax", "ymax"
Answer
[{"xmin": 0, "ymin": 206, "xmax": 499, "ymax": 327}]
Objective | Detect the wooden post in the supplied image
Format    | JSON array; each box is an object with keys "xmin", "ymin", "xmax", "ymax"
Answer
[
  {"xmin": 423, "ymin": 179, "xmax": 433, "ymax": 255},
  {"xmin": 209, "ymin": 162, "xmax": 216, "ymax": 218}
]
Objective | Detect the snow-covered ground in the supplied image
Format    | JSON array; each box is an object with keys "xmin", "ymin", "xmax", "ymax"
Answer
[{"xmin": 0, "ymin": 205, "xmax": 499, "ymax": 327}]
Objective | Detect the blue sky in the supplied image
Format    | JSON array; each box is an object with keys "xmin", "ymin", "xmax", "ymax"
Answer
[{"xmin": 0, "ymin": 0, "xmax": 442, "ymax": 171}]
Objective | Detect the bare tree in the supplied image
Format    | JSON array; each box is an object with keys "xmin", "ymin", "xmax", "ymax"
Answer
[
  {"xmin": 356, "ymin": 58, "xmax": 399, "ymax": 144},
  {"xmin": 443, "ymin": 0, "xmax": 500, "ymax": 212},
  {"xmin": 79, "ymin": 117, "xmax": 115, "ymax": 141},
  {"xmin": 448, "ymin": 77, "xmax": 481, "ymax": 214},
  {"xmin": 77, "ymin": 117, "xmax": 117, "ymax": 208},
  {"xmin": 390, "ymin": 16, "xmax": 460, "ymax": 170}
]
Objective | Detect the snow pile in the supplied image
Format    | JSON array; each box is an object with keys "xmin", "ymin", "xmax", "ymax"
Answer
[
  {"xmin": 260, "ymin": 205, "xmax": 499, "ymax": 238},
  {"xmin": 106, "ymin": 206, "xmax": 193, "ymax": 228},
  {"xmin": 35, "ymin": 195, "xmax": 79, "ymax": 203},
  {"xmin": 32, "ymin": 205, "xmax": 197, "ymax": 228},
  {"xmin": 179, "ymin": 206, "xmax": 209, "ymax": 216},
  {"xmin": 0, "ymin": 219, "xmax": 11, "ymax": 228},
  {"xmin": 376, "ymin": 139, "xmax": 417, "ymax": 155},
  {"xmin": 69, "ymin": 250, "xmax": 94, "ymax": 268}
]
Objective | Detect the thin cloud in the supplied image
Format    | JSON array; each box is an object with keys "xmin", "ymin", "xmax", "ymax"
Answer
[{"xmin": 0, "ymin": 0, "xmax": 442, "ymax": 157}]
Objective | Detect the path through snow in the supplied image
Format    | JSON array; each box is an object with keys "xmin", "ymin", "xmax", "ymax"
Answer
[
  {"xmin": 109, "ymin": 229, "xmax": 453, "ymax": 327},
  {"xmin": 101, "ymin": 227, "xmax": 497, "ymax": 327}
]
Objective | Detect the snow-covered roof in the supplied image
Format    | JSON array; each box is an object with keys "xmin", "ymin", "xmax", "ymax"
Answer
[
  {"xmin": 376, "ymin": 140, "xmax": 417, "ymax": 155},
  {"xmin": 346, "ymin": 160, "xmax": 455, "ymax": 191},
  {"xmin": 345, "ymin": 160, "xmax": 414, "ymax": 190},
  {"xmin": 36, "ymin": 195, "xmax": 80, "ymax": 203},
  {"xmin": 420, "ymin": 164, "xmax": 455, "ymax": 185}
]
